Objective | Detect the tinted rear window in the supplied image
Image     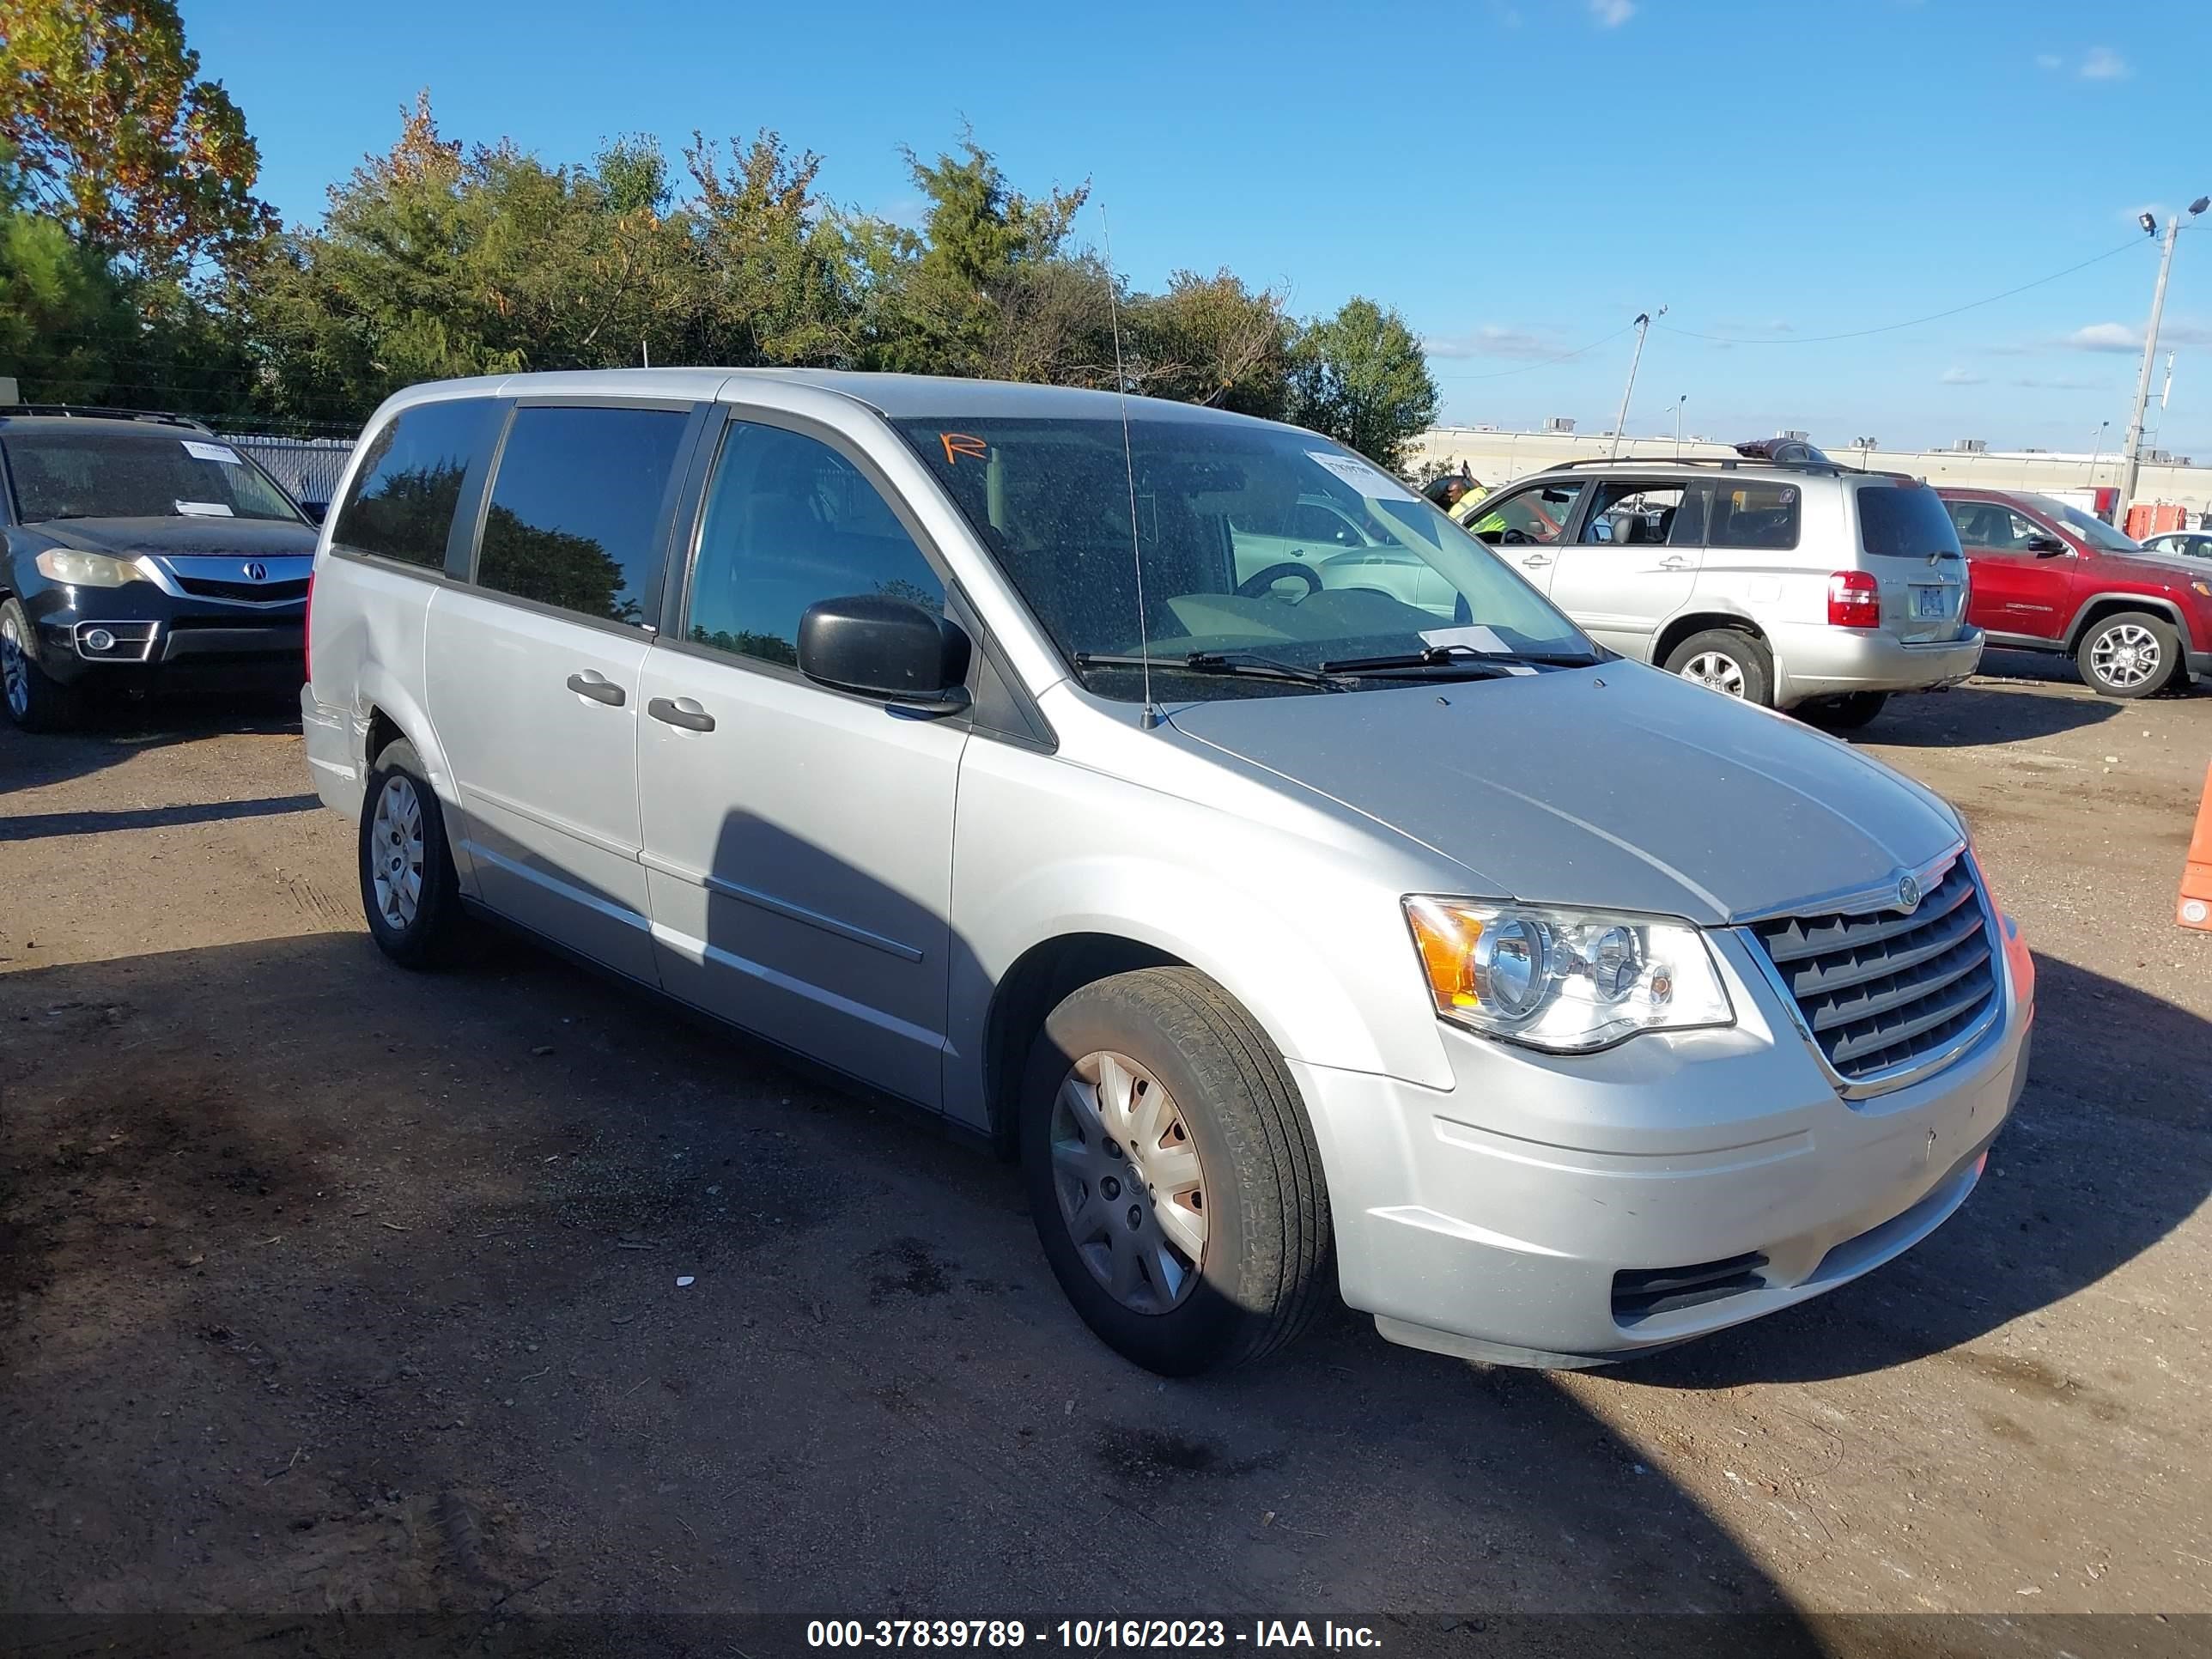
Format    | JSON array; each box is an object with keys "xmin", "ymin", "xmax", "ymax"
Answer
[
  {"xmin": 475, "ymin": 405, "xmax": 690, "ymax": 627},
  {"xmin": 331, "ymin": 398, "xmax": 501, "ymax": 569},
  {"xmin": 1708, "ymin": 483, "xmax": 1800, "ymax": 550},
  {"xmin": 1857, "ymin": 483, "xmax": 1963, "ymax": 558}
]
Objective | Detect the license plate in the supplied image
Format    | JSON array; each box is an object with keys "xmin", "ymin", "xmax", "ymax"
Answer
[{"xmin": 1911, "ymin": 586, "xmax": 1949, "ymax": 619}]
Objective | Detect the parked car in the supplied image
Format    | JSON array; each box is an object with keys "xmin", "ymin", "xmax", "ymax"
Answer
[
  {"xmin": 1453, "ymin": 455, "xmax": 1982, "ymax": 728},
  {"xmin": 303, "ymin": 370, "xmax": 2033, "ymax": 1376},
  {"xmin": 2138, "ymin": 529, "xmax": 2212, "ymax": 563},
  {"xmin": 0, "ymin": 406, "xmax": 316, "ymax": 731},
  {"xmin": 1935, "ymin": 487, "xmax": 2212, "ymax": 698}
]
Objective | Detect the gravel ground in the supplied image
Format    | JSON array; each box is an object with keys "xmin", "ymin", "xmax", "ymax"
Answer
[{"xmin": 1, "ymin": 657, "xmax": 2208, "ymax": 1652}]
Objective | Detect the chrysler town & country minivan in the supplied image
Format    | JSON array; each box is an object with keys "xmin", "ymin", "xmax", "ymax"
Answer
[{"xmin": 301, "ymin": 370, "xmax": 2035, "ymax": 1375}]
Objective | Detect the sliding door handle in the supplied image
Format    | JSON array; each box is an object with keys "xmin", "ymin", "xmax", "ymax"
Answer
[
  {"xmin": 566, "ymin": 672, "xmax": 626, "ymax": 707},
  {"xmin": 647, "ymin": 696, "xmax": 716, "ymax": 732}
]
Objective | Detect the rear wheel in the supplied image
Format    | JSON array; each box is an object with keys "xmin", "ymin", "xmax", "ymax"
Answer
[
  {"xmin": 0, "ymin": 598, "xmax": 84, "ymax": 732},
  {"xmin": 1803, "ymin": 692, "xmax": 1888, "ymax": 731},
  {"xmin": 2076, "ymin": 611, "xmax": 2180, "ymax": 698},
  {"xmin": 1021, "ymin": 968, "xmax": 1332, "ymax": 1376},
  {"xmin": 1664, "ymin": 627, "xmax": 1774, "ymax": 707},
  {"xmin": 359, "ymin": 738, "xmax": 461, "ymax": 967}
]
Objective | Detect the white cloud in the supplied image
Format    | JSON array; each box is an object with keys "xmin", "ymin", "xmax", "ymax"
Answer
[
  {"xmin": 2080, "ymin": 46, "xmax": 2129, "ymax": 80},
  {"xmin": 1941, "ymin": 368, "xmax": 1987, "ymax": 386},
  {"xmin": 2011, "ymin": 375, "xmax": 2100, "ymax": 392},
  {"xmin": 2035, "ymin": 52, "xmax": 2062, "ymax": 70},
  {"xmin": 1425, "ymin": 325, "xmax": 1559, "ymax": 360},
  {"xmin": 2069, "ymin": 321, "xmax": 2139, "ymax": 352},
  {"xmin": 1589, "ymin": 0, "xmax": 1636, "ymax": 26}
]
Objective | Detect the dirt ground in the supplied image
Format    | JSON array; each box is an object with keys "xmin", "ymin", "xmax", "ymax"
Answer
[{"xmin": 2, "ymin": 655, "xmax": 2209, "ymax": 1652}]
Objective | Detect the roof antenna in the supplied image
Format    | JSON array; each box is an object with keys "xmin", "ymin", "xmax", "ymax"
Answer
[{"xmin": 1098, "ymin": 205, "xmax": 1160, "ymax": 730}]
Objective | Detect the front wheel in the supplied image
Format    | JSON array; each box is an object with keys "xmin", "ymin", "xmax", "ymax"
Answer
[
  {"xmin": 0, "ymin": 598, "xmax": 84, "ymax": 732},
  {"xmin": 2076, "ymin": 611, "xmax": 2180, "ymax": 698},
  {"xmin": 1021, "ymin": 968, "xmax": 1333, "ymax": 1376},
  {"xmin": 359, "ymin": 738, "xmax": 462, "ymax": 967},
  {"xmin": 1664, "ymin": 627, "xmax": 1774, "ymax": 707}
]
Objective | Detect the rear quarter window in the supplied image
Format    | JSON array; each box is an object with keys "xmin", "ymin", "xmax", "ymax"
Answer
[
  {"xmin": 1856, "ymin": 483, "xmax": 1963, "ymax": 558},
  {"xmin": 331, "ymin": 398, "xmax": 502, "ymax": 570}
]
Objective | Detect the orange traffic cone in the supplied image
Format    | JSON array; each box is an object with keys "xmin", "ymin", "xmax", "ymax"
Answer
[{"xmin": 2183, "ymin": 761, "xmax": 2212, "ymax": 931}]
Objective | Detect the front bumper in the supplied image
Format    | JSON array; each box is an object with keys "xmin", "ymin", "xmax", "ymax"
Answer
[
  {"xmin": 1771, "ymin": 623, "xmax": 1984, "ymax": 705},
  {"xmin": 26, "ymin": 581, "xmax": 303, "ymax": 692},
  {"xmin": 1299, "ymin": 923, "xmax": 2033, "ymax": 1368}
]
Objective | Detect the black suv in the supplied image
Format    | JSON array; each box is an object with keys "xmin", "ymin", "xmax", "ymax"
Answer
[{"xmin": 0, "ymin": 407, "xmax": 318, "ymax": 731}]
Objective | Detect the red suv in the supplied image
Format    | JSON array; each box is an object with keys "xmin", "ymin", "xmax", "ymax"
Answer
[{"xmin": 1935, "ymin": 487, "xmax": 2212, "ymax": 698}]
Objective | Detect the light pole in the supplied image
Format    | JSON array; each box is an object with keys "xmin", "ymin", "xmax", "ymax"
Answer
[
  {"xmin": 2119, "ymin": 197, "xmax": 2209, "ymax": 520},
  {"xmin": 1609, "ymin": 306, "xmax": 1666, "ymax": 459},
  {"xmin": 2087, "ymin": 418, "xmax": 2110, "ymax": 483},
  {"xmin": 1674, "ymin": 394, "xmax": 1686, "ymax": 458}
]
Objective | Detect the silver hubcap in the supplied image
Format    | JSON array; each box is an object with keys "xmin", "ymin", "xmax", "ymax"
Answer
[
  {"xmin": 369, "ymin": 775, "xmax": 427, "ymax": 930},
  {"xmin": 1048, "ymin": 1050, "xmax": 1208, "ymax": 1314},
  {"xmin": 1, "ymin": 612, "xmax": 28, "ymax": 719},
  {"xmin": 1682, "ymin": 650, "xmax": 1747, "ymax": 697},
  {"xmin": 2090, "ymin": 623, "xmax": 2160, "ymax": 689}
]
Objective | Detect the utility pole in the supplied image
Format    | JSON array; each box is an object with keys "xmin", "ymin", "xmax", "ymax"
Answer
[
  {"xmin": 2119, "ymin": 198, "xmax": 2208, "ymax": 518},
  {"xmin": 1610, "ymin": 307, "xmax": 1665, "ymax": 459}
]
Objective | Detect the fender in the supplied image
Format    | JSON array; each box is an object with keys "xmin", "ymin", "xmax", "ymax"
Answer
[{"xmin": 2064, "ymin": 591, "xmax": 2202, "ymax": 652}]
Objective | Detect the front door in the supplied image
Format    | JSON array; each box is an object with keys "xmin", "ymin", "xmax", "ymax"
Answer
[
  {"xmin": 636, "ymin": 414, "xmax": 967, "ymax": 1109},
  {"xmin": 424, "ymin": 401, "xmax": 696, "ymax": 983},
  {"xmin": 1540, "ymin": 480, "xmax": 1705, "ymax": 660},
  {"xmin": 1462, "ymin": 477, "xmax": 1590, "ymax": 595},
  {"xmin": 1942, "ymin": 497, "xmax": 2072, "ymax": 641}
]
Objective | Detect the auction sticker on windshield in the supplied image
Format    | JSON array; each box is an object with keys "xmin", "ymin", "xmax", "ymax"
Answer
[
  {"xmin": 182, "ymin": 441, "xmax": 243, "ymax": 465},
  {"xmin": 1305, "ymin": 450, "xmax": 1419, "ymax": 502}
]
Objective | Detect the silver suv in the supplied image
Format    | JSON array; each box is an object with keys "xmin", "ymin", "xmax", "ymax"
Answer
[
  {"xmin": 1456, "ymin": 457, "xmax": 1984, "ymax": 729},
  {"xmin": 303, "ymin": 370, "xmax": 2033, "ymax": 1375}
]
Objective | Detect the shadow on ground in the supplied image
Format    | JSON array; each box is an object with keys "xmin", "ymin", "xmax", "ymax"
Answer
[{"xmin": 0, "ymin": 691, "xmax": 299, "ymax": 793}]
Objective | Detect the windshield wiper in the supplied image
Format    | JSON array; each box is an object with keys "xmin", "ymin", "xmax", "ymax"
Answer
[
  {"xmin": 1319, "ymin": 643, "xmax": 1604, "ymax": 676},
  {"xmin": 1072, "ymin": 649, "xmax": 1353, "ymax": 690}
]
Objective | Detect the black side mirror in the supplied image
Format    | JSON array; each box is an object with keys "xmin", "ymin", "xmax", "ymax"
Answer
[
  {"xmin": 797, "ymin": 595, "xmax": 972, "ymax": 714},
  {"xmin": 2025, "ymin": 535, "xmax": 2068, "ymax": 556},
  {"xmin": 298, "ymin": 500, "xmax": 328, "ymax": 526}
]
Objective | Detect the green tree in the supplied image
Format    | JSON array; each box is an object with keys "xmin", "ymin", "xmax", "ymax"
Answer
[
  {"xmin": 0, "ymin": 0, "xmax": 272, "ymax": 270},
  {"xmin": 1132, "ymin": 268, "xmax": 1292, "ymax": 417},
  {"xmin": 1286, "ymin": 296, "xmax": 1438, "ymax": 469}
]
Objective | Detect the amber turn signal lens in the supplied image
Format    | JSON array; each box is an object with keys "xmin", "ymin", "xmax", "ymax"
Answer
[{"xmin": 1406, "ymin": 900, "xmax": 1484, "ymax": 1012}]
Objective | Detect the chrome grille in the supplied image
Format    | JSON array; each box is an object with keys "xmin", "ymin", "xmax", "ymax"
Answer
[{"xmin": 1751, "ymin": 856, "xmax": 1998, "ymax": 1086}]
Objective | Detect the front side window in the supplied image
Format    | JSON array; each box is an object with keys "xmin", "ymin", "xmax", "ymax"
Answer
[
  {"xmin": 1943, "ymin": 499, "xmax": 2045, "ymax": 555},
  {"xmin": 1708, "ymin": 483, "xmax": 1801, "ymax": 550},
  {"xmin": 894, "ymin": 415, "xmax": 1595, "ymax": 701},
  {"xmin": 476, "ymin": 405, "xmax": 690, "ymax": 625},
  {"xmin": 2026, "ymin": 495, "xmax": 2143, "ymax": 554},
  {"xmin": 3, "ymin": 429, "xmax": 302, "ymax": 526},
  {"xmin": 686, "ymin": 422, "xmax": 945, "ymax": 668},
  {"xmin": 1467, "ymin": 480, "xmax": 1586, "ymax": 546},
  {"xmin": 332, "ymin": 398, "xmax": 501, "ymax": 569}
]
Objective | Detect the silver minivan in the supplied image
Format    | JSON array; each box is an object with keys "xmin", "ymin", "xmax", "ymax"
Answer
[
  {"xmin": 1455, "ymin": 457, "xmax": 1984, "ymax": 729},
  {"xmin": 302, "ymin": 370, "xmax": 2034, "ymax": 1375}
]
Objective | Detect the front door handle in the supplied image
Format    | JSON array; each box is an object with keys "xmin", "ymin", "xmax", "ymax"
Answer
[
  {"xmin": 1521, "ymin": 553, "xmax": 1553, "ymax": 569},
  {"xmin": 647, "ymin": 696, "xmax": 716, "ymax": 732},
  {"xmin": 1657, "ymin": 555, "xmax": 1690, "ymax": 570},
  {"xmin": 566, "ymin": 672, "xmax": 625, "ymax": 707}
]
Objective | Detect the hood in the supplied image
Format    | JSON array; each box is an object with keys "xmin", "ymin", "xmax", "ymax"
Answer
[
  {"xmin": 1166, "ymin": 664, "xmax": 1963, "ymax": 925},
  {"xmin": 32, "ymin": 516, "xmax": 318, "ymax": 558},
  {"xmin": 2095, "ymin": 549, "xmax": 2212, "ymax": 589}
]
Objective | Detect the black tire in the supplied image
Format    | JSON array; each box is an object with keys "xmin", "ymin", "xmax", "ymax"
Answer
[
  {"xmin": 359, "ymin": 737, "xmax": 462, "ymax": 968},
  {"xmin": 1020, "ymin": 968, "xmax": 1333, "ymax": 1376},
  {"xmin": 0, "ymin": 597, "xmax": 84, "ymax": 732},
  {"xmin": 2075, "ymin": 611, "xmax": 2181, "ymax": 699},
  {"xmin": 1663, "ymin": 626, "xmax": 1774, "ymax": 707},
  {"xmin": 1802, "ymin": 692, "xmax": 1888, "ymax": 731}
]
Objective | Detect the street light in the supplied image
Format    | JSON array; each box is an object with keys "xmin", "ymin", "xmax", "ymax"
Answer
[
  {"xmin": 2087, "ymin": 418, "xmax": 2111, "ymax": 483},
  {"xmin": 2119, "ymin": 195, "xmax": 2210, "ymax": 519}
]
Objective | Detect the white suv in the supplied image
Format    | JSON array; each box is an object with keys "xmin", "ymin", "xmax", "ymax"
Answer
[{"xmin": 1457, "ymin": 457, "xmax": 1983, "ymax": 728}]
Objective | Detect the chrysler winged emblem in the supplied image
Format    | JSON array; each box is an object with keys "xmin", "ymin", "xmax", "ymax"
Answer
[{"xmin": 1896, "ymin": 873, "xmax": 1921, "ymax": 913}]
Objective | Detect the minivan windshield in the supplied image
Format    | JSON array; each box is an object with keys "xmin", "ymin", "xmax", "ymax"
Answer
[
  {"xmin": 896, "ymin": 415, "xmax": 1596, "ymax": 698},
  {"xmin": 2027, "ymin": 494, "xmax": 2142, "ymax": 554},
  {"xmin": 1, "ymin": 428, "xmax": 302, "ymax": 525}
]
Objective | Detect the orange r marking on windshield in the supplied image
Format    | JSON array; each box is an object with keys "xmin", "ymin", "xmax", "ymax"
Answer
[{"xmin": 940, "ymin": 432, "xmax": 988, "ymax": 465}]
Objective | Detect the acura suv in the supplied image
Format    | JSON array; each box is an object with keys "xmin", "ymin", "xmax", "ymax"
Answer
[
  {"xmin": 1455, "ymin": 453, "xmax": 1984, "ymax": 729},
  {"xmin": 0, "ymin": 407, "xmax": 317, "ymax": 730},
  {"xmin": 301, "ymin": 370, "xmax": 2033, "ymax": 1375}
]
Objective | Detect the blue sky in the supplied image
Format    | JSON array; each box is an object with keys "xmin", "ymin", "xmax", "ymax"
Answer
[{"xmin": 185, "ymin": 0, "xmax": 2212, "ymax": 454}]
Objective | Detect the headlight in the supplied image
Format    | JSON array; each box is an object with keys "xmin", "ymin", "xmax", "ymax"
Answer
[
  {"xmin": 35, "ymin": 548, "xmax": 145, "ymax": 587},
  {"xmin": 1403, "ymin": 897, "xmax": 1734, "ymax": 1052}
]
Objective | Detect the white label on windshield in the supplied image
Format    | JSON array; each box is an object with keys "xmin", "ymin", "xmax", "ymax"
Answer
[
  {"xmin": 174, "ymin": 500, "xmax": 235, "ymax": 517},
  {"xmin": 182, "ymin": 440, "xmax": 241, "ymax": 465},
  {"xmin": 1306, "ymin": 450, "xmax": 1420, "ymax": 502},
  {"xmin": 1420, "ymin": 624, "xmax": 1510, "ymax": 653}
]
